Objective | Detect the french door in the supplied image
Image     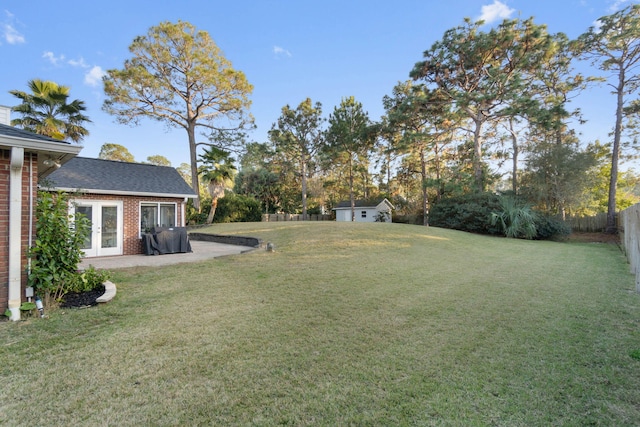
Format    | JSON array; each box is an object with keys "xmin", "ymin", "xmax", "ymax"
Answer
[{"xmin": 73, "ymin": 201, "xmax": 123, "ymax": 257}]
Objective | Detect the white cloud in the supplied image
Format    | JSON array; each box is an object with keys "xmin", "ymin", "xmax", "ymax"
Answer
[
  {"xmin": 42, "ymin": 51, "xmax": 65, "ymax": 66},
  {"xmin": 68, "ymin": 57, "xmax": 89, "ymax": 68},
  {"xmin": 2, "ymin": 23, "xmax": 25, "ymax": 44},
  {"xmin": 477, "ymin": 0, "xmax": 515, "ymax": 24},
  {"xmin": 608, "ymin": 0, "xmax": 631, "ymax": 12},
  {"xmin": 273, "ymin": 45, "xmax": 292, "ymax": 58},
  {"xmin": 84, "ymin": 65, "xmax": 106, "ymax": 87},
  {"xmin": 593, "ymin": 19, "xmax": 604, "ymax": 32},
  {"xmin": 2, "ymin": 11, "xmax": 25, "ymax": 44}
]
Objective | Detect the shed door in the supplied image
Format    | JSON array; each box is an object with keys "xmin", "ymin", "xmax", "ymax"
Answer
[{"xmin": 74, "ymin": 201, "xmax": 123, "ymax": 257}]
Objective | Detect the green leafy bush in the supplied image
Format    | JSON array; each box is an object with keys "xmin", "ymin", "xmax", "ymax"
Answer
[
  {"xmin": 533, "ymin": 215, "xmax": 572, "ymax": 240},
  {"xmin": 212, "ymin": 193, "xmax": 262, "ymax": 223},
  {"xmin": 68, "ymin": 266, "xmax": 111, "ymax": 293},
  {"xmin": 491, "ymin": 196, "xmax": 538, "ymax": 239},
  {"xmin": 28, "ymin": 191, "xmax": 91, "ymax": 305},
  {"xmin": 429, "ymin": 193, "xmax": 503, "ymax": 235}
]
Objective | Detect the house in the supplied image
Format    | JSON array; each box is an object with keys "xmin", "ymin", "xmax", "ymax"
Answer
[
  {"xmin": 333, "ymin": 199, "xmax": 394, "ymax": 223},
  {"xmin": 46, "ymin": 157, "xmax": 197, "ymax": 257},
  {"xmin": 0, "ymin": 106, "xmax": 82, "ymax": 320}
]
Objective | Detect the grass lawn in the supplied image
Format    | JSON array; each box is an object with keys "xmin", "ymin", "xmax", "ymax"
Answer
[{"xmin": 1, "ymin": 222, "xmax": 639, "ymax": 425}]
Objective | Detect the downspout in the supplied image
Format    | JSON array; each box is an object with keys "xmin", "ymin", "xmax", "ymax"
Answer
[
  {"xmin": 28, "ymin": 154, "xmax": 34, "ymax": 273},
  {"xmin": 182, "ymin": 198, "xmax": 187, "ymax": 226},
  {"xmin": 8, "ymin": 147, "xmax": 24, "ymax": 321}
]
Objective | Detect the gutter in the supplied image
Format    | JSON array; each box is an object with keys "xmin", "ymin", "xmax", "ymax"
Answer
[{"xmin": 51, "ymin": 187, "xmax": 197, "ymax": 199}]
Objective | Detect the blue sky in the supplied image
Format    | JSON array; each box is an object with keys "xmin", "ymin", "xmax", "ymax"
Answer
[{"xmin": 1, "ymin": 0, "xmax": 638, "ymax": 169}]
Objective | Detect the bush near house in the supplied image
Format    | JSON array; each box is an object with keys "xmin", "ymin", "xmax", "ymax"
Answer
[{"xmin": 28, "ymin": 191, "xmax": 97, "ymax": 305}]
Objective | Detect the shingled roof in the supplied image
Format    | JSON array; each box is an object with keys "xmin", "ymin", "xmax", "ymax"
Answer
[
  {"xmin": 0, "ymin": 123, "xmax": 72, "ymax": 144},
  {"xmin": 47, "ymin": 157, "xmax": 197, "ymax": 198},
  {"xmin": 334, "ymin": 199, "xmax": 394, "ymax": 209}
]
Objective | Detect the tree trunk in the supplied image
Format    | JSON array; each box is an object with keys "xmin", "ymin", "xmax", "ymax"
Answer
[
  {"xmin": 349, "ymin": 156, "xmax": 355, "ymax": 221},
  {"xmin": 434, "ymin": 142, "xmax": 442, "ymax": 202},
  {"xmin": 606, "ymin": 69, "xmax": 625, "ymax": 234},
  {"xmin": 206, "ymin": 198, "xmax": 218, "ymax": 224},
  {"xmin": 300, "ymin": 152, "xmax": 308, "ymax": 220},
  {"xmin": 421, "ymin": 147, "xmax": 429, "ymax": 227},
  {"xmin": 187, "ymin": 120, "xmax": 200, "ymax": 212},
  {"xmin": 472, "ymin": 113, "xmax": 485, "ymax": 192},
  {"xmin": 509, "ymin": 117, "xmax": 518, "ymax": 194},
  {"xmin": 386, "ymin": 151, "xmax": 392, "ymax": 196}
]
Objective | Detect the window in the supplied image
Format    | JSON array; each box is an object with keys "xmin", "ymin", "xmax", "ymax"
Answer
[
  {"xmin": 361, "ymin": 210, "xmax": 367, "ymax": 218},
  {"xmin": 140, "ymin": 202, "xmax": 177, "ymax": 233}
]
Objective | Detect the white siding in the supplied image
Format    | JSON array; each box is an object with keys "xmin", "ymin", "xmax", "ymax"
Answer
[
  {"xmin": 335, "ymin": 207, "xmax": 379, "ymax": 222},
  {"xmin": 334, "ymin": 199, "xmax": 394, "ymax": 223},
  {"xmin": 0, "ymin": 105, "xmax": 11, "ymax": 125}
]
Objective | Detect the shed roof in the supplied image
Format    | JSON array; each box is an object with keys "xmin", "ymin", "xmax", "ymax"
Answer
[
  {"xmin": 333, "ymin": 198, "xmax": 395, "ymax": 210},
  {"xmin": 47, "ymin": 157, "xmax": 197, "ymax": 198}
]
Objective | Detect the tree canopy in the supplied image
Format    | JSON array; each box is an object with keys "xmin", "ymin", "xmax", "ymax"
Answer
[
  {"xmin": 103, "ymin": 20, "xmax": 253, "ymax": 211},
  {"xmin": 199, "ymin": 147, "xmax": 237, "ymax": 224},
  {"xmin": 10, "ymin": 79, "xmax": 91, "ymax": 142},
  {"xmin": 410, "ymin": 17, "xmax": 552, "ymax": 192},
  {"xmin": 146, "ymin": 155, "xmax": 172, "ymax": 166},
  {"xmin": 269, "ymin": 98, "xmax": 325, "ymax": 219},
  {"xmin": 323, "ymin": 96, "xmax": 373, "ymax": 221},
  {"xmin": 575, "ymin": 3, "xmax": 640, "ymax": 232},
  {"xmin": 98, "ymin": 143, "xmax": 135, "ymax": 162}
]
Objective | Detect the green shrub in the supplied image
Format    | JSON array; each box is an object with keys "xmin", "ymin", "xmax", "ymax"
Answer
[
  {"xmin": 430, "ymin": 193, "xmax": 503, "ymax": 235},
  {"xmin": 213, "ymin": 193, "xmax": 262, "ymax": 223},
  {"xmin": 68, "ymin": 267, "xmax": 112, "ymax": 293},
  {"xmin": 533, "ymin": 215, "xmax": 572, "ymax": 240},
  {"xmin": 491, "ymin": 196, "xmax": 538, "ymax": 239},
  {"xmin": 28, "ymin": 191, "xmax": 91, "ymax": 305},
  {"xmin": 185, "ymin": 198, "xmax": 207, "ymax": 225}
]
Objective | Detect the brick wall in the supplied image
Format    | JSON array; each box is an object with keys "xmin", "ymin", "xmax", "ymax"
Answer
[
  {"xmin": 0, "ymin": 150, "xmax": 38, "ymax": 313},
  {"xmin": 69, "ymin": 193, "xmax": 187, "ymax": 255},
  {"xmin": 0, "ymin": 161, "xmax": 187, "ymax": 312}
]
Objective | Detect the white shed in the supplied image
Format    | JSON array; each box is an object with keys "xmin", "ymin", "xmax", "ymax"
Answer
[{"xmin": 333, "ymin": 199, "xmax": 394, "ymax": 222}]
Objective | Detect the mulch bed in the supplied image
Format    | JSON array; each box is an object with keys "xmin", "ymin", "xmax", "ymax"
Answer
[
  {"xmin": 567, "ymin": 232, "xmax": 621, "ymax": 245},
  {"xmin": 59, "ymin": 285, "xmax": 106, "ymax": 309}
]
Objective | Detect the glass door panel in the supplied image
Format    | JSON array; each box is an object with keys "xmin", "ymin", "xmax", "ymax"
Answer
[
  {"xmin": 75, "ymin": 205, "xmax": 93, "ymax": 250},
  {"xmin": 73, "ymin": 201, "xmax": 122, "ymax": 257},
  {"xmin": 101, "ymin": 206, "xmax": 118, "ymax": 249}
]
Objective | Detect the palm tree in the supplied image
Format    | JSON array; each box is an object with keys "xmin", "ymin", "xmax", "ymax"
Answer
[
  {"xmin": 9, "ymin": 79, "xmax": 91, "ymax": 142},
  {"xmin": 199, "ymin": 147, "xmax": 237, "ymax": 224}
]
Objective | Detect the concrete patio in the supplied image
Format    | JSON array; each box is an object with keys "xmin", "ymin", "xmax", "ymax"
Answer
[{"xmin": 79, "ymin": 240, "xmax": 257, "ymax": 270}]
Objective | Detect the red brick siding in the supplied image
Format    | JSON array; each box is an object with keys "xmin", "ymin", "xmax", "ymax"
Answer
[
  {"xmin": 0, "ymin": 150, "xmax": 38, "ymax": 313},
  {"xmin": 69, "ymin": 194, "xmax": 187, "ymax": 255}
]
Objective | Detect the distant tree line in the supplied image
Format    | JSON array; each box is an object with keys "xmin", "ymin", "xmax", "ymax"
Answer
[{"xmin": 9, "ymin": 6, "xmax": 640, "ymax": 231}]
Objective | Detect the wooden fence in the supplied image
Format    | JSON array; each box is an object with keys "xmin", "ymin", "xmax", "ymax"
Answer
[
  {"xmin": 565, "ymin": 213, "xmax": 608, "ymax": 232},
  {"xmin": 262, "ymin": 214, "xmax": 331, "ymax": 222},
  {"xmin": 619, "ymin": 203, "xmax": 640, "ymax": 292}
]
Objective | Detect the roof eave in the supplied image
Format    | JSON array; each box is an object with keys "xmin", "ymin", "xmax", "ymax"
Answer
[
  {"xmin": 47, "ymin": 187, "xmax": 197, "ymax": 199},
  {"xmin": 0, "ymin": 134, "xmax": 81, "ymax": 154},
  {"xmin": 0, "ymin": 134, "xmax": 83, "ymax": 178}
]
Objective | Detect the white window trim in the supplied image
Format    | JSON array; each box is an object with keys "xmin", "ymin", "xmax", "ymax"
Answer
[{"xmin": 139, "ymin": 202, "xmax": 178, "ymax": 236}]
